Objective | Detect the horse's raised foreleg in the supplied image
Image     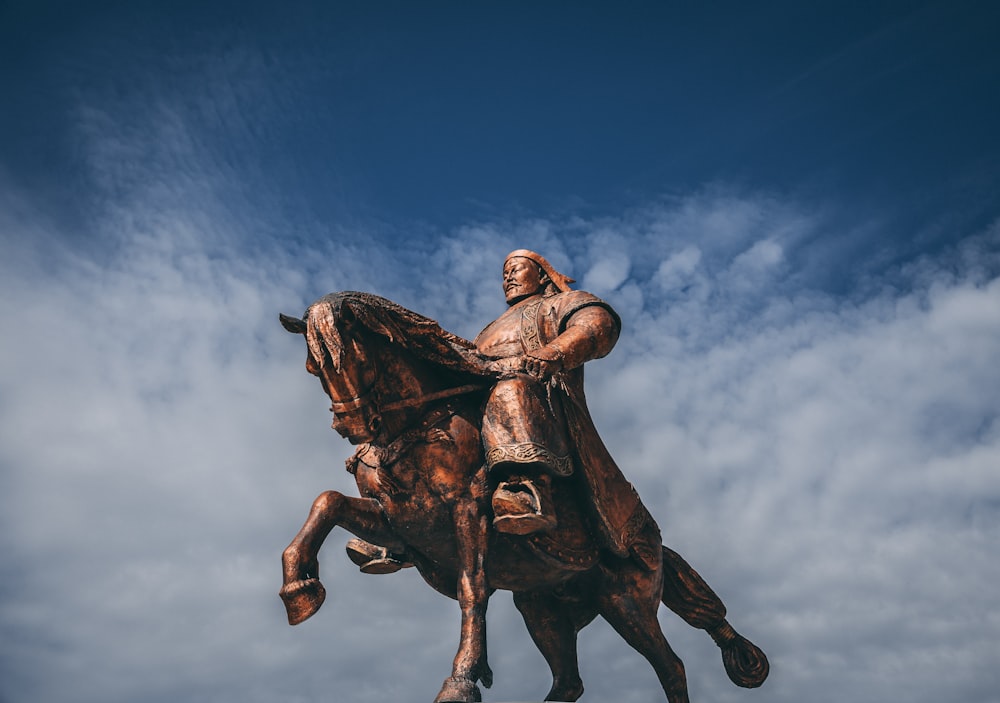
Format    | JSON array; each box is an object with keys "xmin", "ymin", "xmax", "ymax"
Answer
[
  {"xmin": 434, "ymin": 496, "xmax": 491, "ymax": 703},
  {"xmin": 280, "ymin": 491, "xmax": 402, "ymax": 625}
]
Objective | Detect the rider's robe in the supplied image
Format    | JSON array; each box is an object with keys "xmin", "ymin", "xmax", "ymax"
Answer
[{"xmin": 474, "ymin": 289, "xmax": 651, "ymax": 557}]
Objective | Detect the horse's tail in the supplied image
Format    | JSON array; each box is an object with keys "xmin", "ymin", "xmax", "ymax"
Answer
[{"xmin": 660, "ymin": 546, "xmax": 770, "ymax": 688}]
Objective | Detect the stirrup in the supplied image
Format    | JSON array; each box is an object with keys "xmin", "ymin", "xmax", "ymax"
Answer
[
  {"xmin": 345, "ymin": 538, "xmax": 413, "ymax": 574},
  {"xmin": 492, "ymin": 479, "xmax": 556, "ymax": 535}
]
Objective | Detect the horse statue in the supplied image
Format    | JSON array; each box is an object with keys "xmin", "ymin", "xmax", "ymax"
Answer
[{"xmin": 278, "ymin": 291, "xmax": 768, "ymax": 703}]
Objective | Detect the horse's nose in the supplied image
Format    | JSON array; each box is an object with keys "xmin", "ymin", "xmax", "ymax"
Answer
[
  {"xmin": 330, "ymin": 412, "xmax": 373, "ymax": 443},
  {"xmin": 331, "ymin": 414, "xmax": 351, "ymax": 437}
]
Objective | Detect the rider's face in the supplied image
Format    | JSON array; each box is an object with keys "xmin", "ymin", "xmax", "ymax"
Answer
[{"xmin": 503, "ymin": 257, "xmax": 547, "ymax": 304}]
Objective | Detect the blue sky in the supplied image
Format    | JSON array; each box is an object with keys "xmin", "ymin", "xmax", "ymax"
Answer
[{"xmin": 2, "ymin": 3, "xmax": 999, "ymax": 703}]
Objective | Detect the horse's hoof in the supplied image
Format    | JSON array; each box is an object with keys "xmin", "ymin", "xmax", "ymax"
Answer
[
  {"xmin": 709, "ymin": 620, "xmax": 769, "ymax": 688},
  {"xmin": 433, "ymin": 676, "xmax": 482, "ymax": 703},
  {"xmin": 279, "ymin": 578, "xmax": 326, "ymax": 625}
]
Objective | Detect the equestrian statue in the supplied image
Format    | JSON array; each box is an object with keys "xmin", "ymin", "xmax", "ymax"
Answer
[{"xmin": 278, "ymin": 249, "xmax": 768, "ymax": 703}]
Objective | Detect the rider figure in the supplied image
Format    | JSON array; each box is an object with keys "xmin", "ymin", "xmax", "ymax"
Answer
[
  {"xmin": 476, "ymin": 250, "xmax": 626, "ymax": 536},
  {"xmin": 348, "ymin": 249, "xmax": 647, "ymax": 571}
]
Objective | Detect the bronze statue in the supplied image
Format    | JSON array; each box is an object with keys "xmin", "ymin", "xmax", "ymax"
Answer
[{"xmin": 278, "ymin": 250, "xmax": 768, "ymax": 703}]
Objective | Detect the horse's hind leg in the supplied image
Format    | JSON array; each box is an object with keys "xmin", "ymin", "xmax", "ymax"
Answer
[
  {"xmin": 280, "ymin": 491, "xmax": 401, "ymax": 625},
  {"xmin": 660, "ymin": 546, "xmax": 769, "ymax": 688},
  {"xmin": 513, "ymin": 588, "xmax": 597, "ymax": 702},
  {"xmin": 597, "ymin": 562, "xmax": 689, "ymax": 703}
]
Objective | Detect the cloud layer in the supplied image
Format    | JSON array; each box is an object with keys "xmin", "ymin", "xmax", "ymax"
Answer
[
  {"xmin": 2, "ymin": 149, "xmax": 998, "ymax": 702},
  {"xmin": 2, "ymin": 9, "xmax": 999, "ymax": 697}
]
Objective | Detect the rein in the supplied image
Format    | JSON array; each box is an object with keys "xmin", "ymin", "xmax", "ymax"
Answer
[
  {"xmin": 330, "ymin": 381, "xmax": 485, "ymax": 415},
  {"xmin": 379, "ymin": 383, "xmax": 487, "ymax": 413}
]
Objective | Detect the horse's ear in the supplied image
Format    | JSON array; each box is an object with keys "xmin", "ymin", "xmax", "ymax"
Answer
[{"xmin": 279, "ymin": 313, "xmax": 307, "ymax": 335}]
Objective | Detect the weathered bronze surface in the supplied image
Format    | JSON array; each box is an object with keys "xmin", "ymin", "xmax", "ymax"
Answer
[{"xmin": 278, "ymin": 250, "xmax": 768, "ymax": 703}]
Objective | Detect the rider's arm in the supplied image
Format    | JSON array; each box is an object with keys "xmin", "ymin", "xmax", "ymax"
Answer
[
  {"xmin": 549, "ymin": 305, "xmax": 619, "ymax": 368},
  {"xmin": 523, "ymin": 304, "xmax": 619, "ymax": 379}
]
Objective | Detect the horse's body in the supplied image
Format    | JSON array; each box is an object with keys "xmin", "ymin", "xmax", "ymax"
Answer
[{"xmin": 279, "ymin": 292, "xmax": 767, "ymax": 703}]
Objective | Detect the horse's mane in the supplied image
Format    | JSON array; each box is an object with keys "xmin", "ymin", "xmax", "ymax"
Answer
[{"xmin": 305, "ymin": 291, "xmax": 494, "ymax": 380}]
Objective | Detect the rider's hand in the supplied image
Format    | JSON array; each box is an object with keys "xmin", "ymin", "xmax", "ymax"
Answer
[
  {"xmin": 487, "ymin": 356, "xmax": 525, "ymax": 378},
  {"xmin": 524, "ymin": 346, "xmax": 564, "ymax": 381}
]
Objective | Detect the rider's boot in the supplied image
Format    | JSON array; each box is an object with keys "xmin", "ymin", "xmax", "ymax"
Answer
[
  {"xmin": 492, "ymin": 471, "xmax": 557, "ymax": 535},
  {"xmin": 345, "ymin": 538, "xmax": 414, "ymax": 574}
]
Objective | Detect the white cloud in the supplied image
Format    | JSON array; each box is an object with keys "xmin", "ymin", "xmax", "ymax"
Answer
[
  {"xmin": 2, "ymin": 104, "xmax": 999, "ymax": 703},
  {"xmin": 579, "ymin": 228, "xmax": 632, "ymax": 294},
  {"xmin": 654, "ymin": 245, "xmax": 702, "ymax": 291}
]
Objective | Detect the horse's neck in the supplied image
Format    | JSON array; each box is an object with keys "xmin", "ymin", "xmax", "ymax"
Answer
[{"xmin": 373, "ymin": 348, "xmax": 451, "ymax": 442}]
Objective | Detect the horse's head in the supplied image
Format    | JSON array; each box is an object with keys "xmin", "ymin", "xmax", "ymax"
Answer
[{"xmin": 281, "ymin": 301, "xmax": 384, "ymax": 444}]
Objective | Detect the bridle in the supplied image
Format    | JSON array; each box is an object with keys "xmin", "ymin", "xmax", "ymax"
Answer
[{"xmin": 328, "ymin": 381, "xmax": 378, "ymax": 414}]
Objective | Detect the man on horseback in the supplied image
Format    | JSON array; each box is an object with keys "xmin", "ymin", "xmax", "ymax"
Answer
[
  {"xmin": 474, "ymin": 250, "xmax": 646, "ymax": 556},
  {"xmin": 347, "ymin": 249, "xmax": 650, "ymax": 572},
  {"xmin": 280, "ymin": 268, "xmax": 769, "ymax": 702}
]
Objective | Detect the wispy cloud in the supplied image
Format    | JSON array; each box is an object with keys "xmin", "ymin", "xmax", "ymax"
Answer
[
  {"xmin": 3, "ymin": 129, "xmax": 998, "ymax": 703},
  {"xmin": 2, "ymin": 14, "xmax": 999, "ymax": 698}
]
